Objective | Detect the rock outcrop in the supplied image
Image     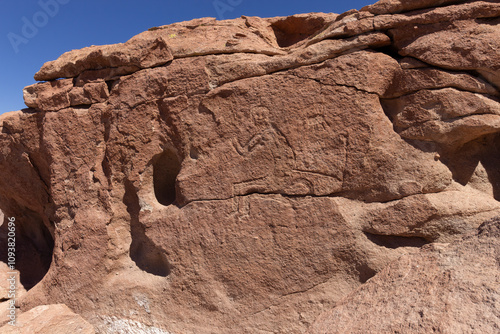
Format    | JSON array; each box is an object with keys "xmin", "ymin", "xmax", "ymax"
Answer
[
  {"xmin": 0, "ymin": 304, "xmax": 95, "ymax": 334},
  {"xmin": 310, "ymin": 217, "xmax": 500, "ymax": 334},
  {"xmin": 0, "ymin": 0, "xmax": 499, "ymax": 333}
]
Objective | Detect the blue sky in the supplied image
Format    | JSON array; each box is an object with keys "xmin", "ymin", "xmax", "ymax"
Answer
[{"xmin": 0, "ymin": 0, "xmax": 375, "ymax": 115}]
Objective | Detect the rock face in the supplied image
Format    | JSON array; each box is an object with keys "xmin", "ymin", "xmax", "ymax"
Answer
[
  {"xmin": 310, "ymin": 217, "xmax": 500, "ymax": 334},
  {"xmin": 0, "ymin": 0, "xmax": 499, "ymax": 333},
  {"xmin": 0, "ymin": 304, "xmax": 95, "ymax": 334}
]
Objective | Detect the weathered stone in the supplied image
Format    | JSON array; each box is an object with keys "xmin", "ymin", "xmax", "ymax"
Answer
[
  {"xmin": 385, "ymin": 65, "xmax": 499, "ymax": 98},
  {"xmin": 310, "ymin": 217, "xmax": 500, "ymax": 334},
  {"xmin": 34, "ymin": 37, "xmax": 174, "ymax": 81},
  {"xmin": 0, "ymin": 304, "xmax": 95, "ymax": 334},
  {"xmin": 361, "ymin": 0, "xmax": 462, "ymax": 15},
  {"xmin": 205, "ymin": 32, "xmax": 391, "ymax": 88},
  {"xmin": 144, "ymin": 17, "xmax": 287, "ymax": 57},
  {"xmin": 309, "ymin": 1, "xmax": 500, "ymax": 44},
  {"xmin": 69, "ymin": 81, "xmax": 109, "ymax": 106},
  {"xmin": 392, "ymin": 17, "xmax": 500, "ymax": 86},
  {"xmin": 0, "ymin": 2, "xmax": 499, "ymax": 333},
  {"xmin": 290, "ymin": 50, "xmax": 400, "ymax": 96},
  {"xmin": 23, "ymin": 79, "xmax": 109, "ymax": 111},
  {"xmin": 23, "ymin": 79, "xmax": 73, "ymax": 111},
  {"xmin": 383, "ymin": 88, "xmax": 500, "ymax": 148},
  {"xmin": 181, "ymin": 69, "xmax": 451, "ymax": 204},
  {"xmin": 374, "ymin": 1, "xmax": 500, "ymax": 31},
  {"xmin": 360, "ymin": 185, "xmax": 500, "ymax": 242}
]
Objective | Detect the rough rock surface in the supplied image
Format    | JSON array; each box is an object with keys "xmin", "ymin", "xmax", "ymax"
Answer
[
  {"xmin": 310, "ymin": 217, "xmax": 500, "ymax": 334},
  {"xmin": 0, "ymin": 304, "xmax": 95, "ymax": 334},
  {"xmin": 0, "ymin": 0, "xmax": 499, "ymax": 333}
]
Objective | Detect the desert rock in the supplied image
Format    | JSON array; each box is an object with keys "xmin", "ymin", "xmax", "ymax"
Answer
[
  {"xmin": 0, "ymin": 304, "xmax": 95, "ymax": 334},
  {"xmin": 0, "ymin": 0, "xmax": 499, "ymax": 333},
  {"xmin": 310, "ymin": 217, "xmax": 500, "ymax": 334}
]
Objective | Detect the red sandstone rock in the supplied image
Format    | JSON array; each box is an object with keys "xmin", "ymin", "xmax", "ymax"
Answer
[
  {"xmin": 384, "ymin": 88, "xmax": 500, "ymax": 148},
  {"xmin": 0, "ymin": 304, "xmax": 95, "ymax": 334},
  {"xmin": 392, "ymin": 16, "xmax": 500, "ymax": 85},
  {"xmin": 0, "ymin": 1, "xmax": 499, "ymax": 333},
  {"xmin": 309, "ymin": 1, "xmax": 500, "ymax": 44},
  {"xmin": 34, "ymin": 37, "xmax": 174, "ymax": 82},
  {"xmin": 361, "ymin": 0, "xmax": 463, "ymax": 14},
  {"xmin": 24, "ymin": 79, "xmax": 109, "ymax": 111},
  {"xmin": 310, "ymin": 217, "xmax": 500, "ymax": 334}
]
